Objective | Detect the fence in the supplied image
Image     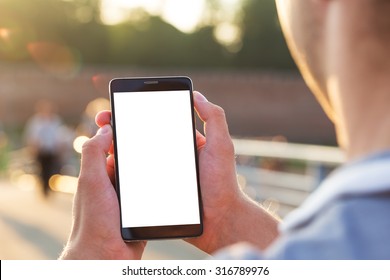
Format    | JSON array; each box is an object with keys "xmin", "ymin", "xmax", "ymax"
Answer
[
  {"xmin": 6, "ymin": 137, "xmax": 345, "ymax": 218},
  {"xmin": 233, "ymin": 139, "xmax": 345, "ymax": 217}
]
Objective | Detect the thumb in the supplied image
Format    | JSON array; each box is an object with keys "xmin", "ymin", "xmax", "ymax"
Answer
[{"xmin": 79, "ymin": 125, "xmax": 113, "ymax": 187}]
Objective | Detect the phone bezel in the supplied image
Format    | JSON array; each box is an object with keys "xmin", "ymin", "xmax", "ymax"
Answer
[{"xmin": 109, "ymin": 76, "xmax": 203, "ymax": 241}]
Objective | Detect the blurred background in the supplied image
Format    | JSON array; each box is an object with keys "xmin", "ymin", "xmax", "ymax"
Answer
[{"xmin": 0, "ymin": 0, "xmax": 342, "ymax": 260}]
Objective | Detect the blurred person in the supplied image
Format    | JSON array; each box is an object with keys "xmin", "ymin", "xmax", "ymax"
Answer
[
  {"xmin": 60, "ymin": 0, "xmax": 390, "ymax": 260},
  {"xmin": 25, "ymin": 100, "xmax": 64, "ymax": 197},
  {"xmin": 57, "ymin": 124, "xmax": 78, "ymax": 177}
]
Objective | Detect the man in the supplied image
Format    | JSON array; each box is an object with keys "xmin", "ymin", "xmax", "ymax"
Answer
[
  {"xmin": 60, "ymin": 0, "xmax": 390, "ymax": 259},
  {"xmin": 25, "ymin": 100, "xmax": 64, "ymax": 197}
]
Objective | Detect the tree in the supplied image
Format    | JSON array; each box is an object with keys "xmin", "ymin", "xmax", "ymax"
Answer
[
  {"xmin": 235, "ymin": 0, "xmax": 295, "ymax": 69},
  {"xmin": 0, "ymin": 0, "xmax": 295, "ymax": 69},
  {"xmin": 0, "ymin": 0, "xmax": 108, "ymax": 63}
]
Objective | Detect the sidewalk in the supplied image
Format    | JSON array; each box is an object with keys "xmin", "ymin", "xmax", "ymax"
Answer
[
  {"xmin": 0, "ymin": 180, "xmax": 72, "ymax": 259},
  {"xmin": 0, "ymin": 179, "xmax": 207, "ymax": 260}
]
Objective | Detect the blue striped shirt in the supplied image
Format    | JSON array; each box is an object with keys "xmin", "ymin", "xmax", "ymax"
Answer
[{"xmin": 216, "ymin": 151, "xmax": 390, "ymax": 259}]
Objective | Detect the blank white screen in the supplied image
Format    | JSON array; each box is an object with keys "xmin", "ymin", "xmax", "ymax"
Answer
[{"xmin": 113, "ymin": 90, "xmax": 200, "ymax": 228}]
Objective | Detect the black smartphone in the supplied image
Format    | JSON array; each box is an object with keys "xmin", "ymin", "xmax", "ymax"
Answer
[{"xmin": 109, "ymin": 76, "xmax": 203, "ymax": 241}]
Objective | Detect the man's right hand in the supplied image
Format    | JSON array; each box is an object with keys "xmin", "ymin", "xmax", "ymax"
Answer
[{"xmin": 187, "ymin": 92, "xmax": 279, "ymax": 253}]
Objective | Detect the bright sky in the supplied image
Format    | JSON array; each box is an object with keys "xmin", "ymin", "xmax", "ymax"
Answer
[{"xmin": 100, "ymin": 0, "xmax": 240, "ymax": 33}]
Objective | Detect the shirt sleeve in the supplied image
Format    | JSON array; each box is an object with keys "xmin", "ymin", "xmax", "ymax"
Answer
[{"xmin": 211, "ymin": 242, "xmax": 265, "ymax": 260}]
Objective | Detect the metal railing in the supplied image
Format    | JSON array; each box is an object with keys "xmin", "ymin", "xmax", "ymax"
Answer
[
  {"xmin": 6, "ymin": 138, "xmax": 345, "ymax": 218},
  {"xmin": 233, "ymin": 138, "xmax": 345, "ymax": 217}
]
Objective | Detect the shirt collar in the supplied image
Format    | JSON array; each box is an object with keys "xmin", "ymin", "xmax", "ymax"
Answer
[{"xmin": 280, "ymin": 151, "xmax": 390, "ymax": 232}]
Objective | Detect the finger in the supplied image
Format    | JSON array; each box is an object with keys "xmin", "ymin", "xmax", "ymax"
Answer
[
  {"xmin": 79, "ymin": 124, "xmax": 113, "ymax": 189},
  {"xmin": 196, "ymin": 130, "xmax": 206, "ymax": 149},
  {"xmin": 193, "ymin": 91, "xmax": 234, "ymax": 155},
  {"xmin": 95, "ymin": 111, "xmax": 115, "ymax": 154},
  {"xmin": 125, "ymin": 241, "xmax": 148, "ymax": 259},
  {"xmin": 107, "ymin": 154, "xmax": 115, "ymax": 169},
  {"xmin": 106, "ymin": 154, "xmax": 115, "ymax": 185},
  {"xmin": 95, "ymin": 110, "xmax": 111, "ymax": 128},
  {"xmin": 109, "ymin": 142, "xmax": 115, "ymax": 155}
]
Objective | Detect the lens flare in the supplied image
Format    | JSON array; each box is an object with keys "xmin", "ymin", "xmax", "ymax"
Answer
[
  {"xmin": 92, "ymin": 74, "xmax": 112, "ymax": 95},
  {"xmin": 0, "ymin": 8, "xmax": 37, "ymax": 60},
  {"xmin": 27, "ymin": 41, "xmax": 82, "ymax": 78},
  {"xmin": 0, "ymin": 26, "xmax": 31, "ymax": 60}
]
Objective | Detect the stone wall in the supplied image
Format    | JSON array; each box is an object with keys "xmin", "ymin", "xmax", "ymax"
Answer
[{"xmin": 0, "ymin": 63, "xmax": 336, "ymax": 145}]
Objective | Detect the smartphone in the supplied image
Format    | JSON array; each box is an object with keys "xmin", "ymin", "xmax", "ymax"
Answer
[{"xmin": 109, "ymin": 76, "xmax": 203, "ymax": 241}]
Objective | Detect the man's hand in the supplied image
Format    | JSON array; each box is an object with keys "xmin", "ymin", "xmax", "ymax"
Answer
[
  {"xmin": 188, "ymin": 91, "xmax": 248, "ymax": 253},
  {"xmin": 59, "ymin": 125, "xmax": 146, "ymax": 260},
  {"xmin": 188, "ymin": 92, "xmax": 279, "ymax": 253},
  {"xmin": 93, "ymin": 91, "xmax": 279, "ymax": 255}
]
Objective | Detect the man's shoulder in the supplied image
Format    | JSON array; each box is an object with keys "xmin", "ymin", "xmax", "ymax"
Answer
[
  {"xmin": 267, "ymin": 193, "xmax": 390, "ymax": 259},
  {"xmin": 213, "ymin": 193, "xmax": 390, "ymax": 260}
]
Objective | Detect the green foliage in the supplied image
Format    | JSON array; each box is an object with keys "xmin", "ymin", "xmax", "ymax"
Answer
[
  {"xmin": 0, "ymin": 0, "xmax": 107, "ymax": 62},
  {"xmin": 0, "ymin": 0, "xmax": 294, "ymax": 69},
  {"xmin": 236, "ymin": 0, "xmax": 295, "ymax": 69},
  {"xmin": 103, "ymin": 15, "xmax": 227, "ymax": 67}
]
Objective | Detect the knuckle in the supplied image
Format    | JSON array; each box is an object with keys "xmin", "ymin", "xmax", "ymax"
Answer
[
  {"xmin": 223, "ymin": 137, "xmax": 235, "ymax": 155},
  {"xmin": 81, "ymin": 138, "xmax": 98, "ymax": 154},
  {"xmin": 78, "ymin": 171, "xmax": 99, "ymax": 186},
  {"xmin": 212, "ymin": 105, "xmax": 226, "ymax": 119}
]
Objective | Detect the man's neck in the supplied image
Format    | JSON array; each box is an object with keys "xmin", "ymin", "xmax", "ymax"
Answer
[
  {"xmin": 324, "ymin": 2, "xmax": 390, "ymax": 161},
  {"xmin": 330, "ymin": 72, "xmax": 390, "ymax": 161}
]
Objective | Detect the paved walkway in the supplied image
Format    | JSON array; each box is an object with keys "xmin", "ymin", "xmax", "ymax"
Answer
[{"xmin": 0, "ymin": 180, "xmax": 207, "ymax": 260}]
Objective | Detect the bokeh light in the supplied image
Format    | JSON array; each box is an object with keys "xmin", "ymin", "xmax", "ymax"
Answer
[
  {"xmin": 49, "ymin": 174, "xmax": 77, "ymax": 194},
  {"xmin": 0, "ymin": 28, "xmax": 11, "ymax": 40},
  {"xmin": 73, "ymin": 135, "xmax": 90, "ymax": 154},
  {"xmin": 85, "ymin": 98, "xmax": 110, "ymax": 119},
  {"xmin": 0, "ymin": 9, "xmax": 37, "ymax": 60}
]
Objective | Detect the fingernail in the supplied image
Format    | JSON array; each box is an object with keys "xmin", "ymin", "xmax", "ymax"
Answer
[
  {"xmin": 97, "ymin": 124, "xmax": 111, "ymax": 135},
  {"xmin": 194, "ymin": 91, "xmax": 208, "ymax": 102}
]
